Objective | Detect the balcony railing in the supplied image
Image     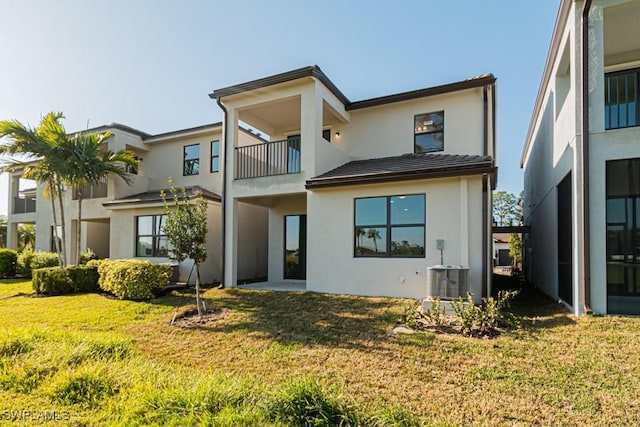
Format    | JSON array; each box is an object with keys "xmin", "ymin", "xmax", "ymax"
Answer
[
  {"xmin": 235, "ymin": 137, "xmax": 301, "ymax": 179},
  {"xmin": 72, "ymin": 176, "xmax": 108, "ymax": 200},
  {"xmin": 13, "ymin": 196, "xmax": 36, "ymax": 214}
]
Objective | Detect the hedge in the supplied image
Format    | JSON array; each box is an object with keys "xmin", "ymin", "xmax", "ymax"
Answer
[
  {"xmin": 96, "ymin": 259, "xmax": 171, "ymax": 300},
  {"xmin": 0, "ymin": 249, "xmax": 18, "ymax": 278},
  {"xmin": 17, "ymin": 250, "xmax": 60, "ymax": 277},
  {"xmin": 32, "ymin": 266, "xmax": 99, "ymax": 295}
]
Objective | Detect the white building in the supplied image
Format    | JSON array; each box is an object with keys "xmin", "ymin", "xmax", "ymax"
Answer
[
  {"xmin": 212, "ymin": 66, "xmax": 496, "ymax": 300},
  {"xmin": 6, "ymin": 65, "xmax": 497, "ymax": 300},
  {"xmin": 522, "ymin": 0, "xmax": 640, "ymax": 315}
]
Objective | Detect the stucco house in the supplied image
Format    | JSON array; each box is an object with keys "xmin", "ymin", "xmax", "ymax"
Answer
[
  {"xmin": 522, "ymin": 0, "xmax": 640, "ymax": 315},
  {"xmin": 211, "ymin": 66, "xmax": 496, "ymax": 301},
  {"xmin": 5, "ymin": 65, "xmax": 497, "ymax": 301},
  {"xmin": 5, "ymin": 123, "xmax": 268, "ymax": 283}
]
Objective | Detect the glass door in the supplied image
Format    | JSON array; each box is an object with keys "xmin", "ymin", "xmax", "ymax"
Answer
[{"xmin": 284, "ymin": 215, "xmax": 306, "ymax": 280}]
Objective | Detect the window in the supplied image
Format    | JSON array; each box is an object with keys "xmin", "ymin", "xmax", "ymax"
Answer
[
  {"xmin": 605, "ymin": 69, "xmax": 638, "ymax": 130},
  {"xmin": 606, "ymin": 158, "xmax": 640, "ymax": 314},
  {"xmin": 183, "ymin": 144, "xmax": 200, "ymax": 176},
  {"xmin": 322, "ymin": 129, "xmax": 331, "ymax": 142},
  {"xmin": 211, "ymin": 140, "xmax": 220, "ymax": 173},
  {"xmin": 136, "ymin": 215, "xmax": 171, "ymax": 257},
  {"xmin": 414, "ymin": 111, "xmax": 444, "ymax": 153},
  {"xmin": 354, "ymin": 194, "xmax": 425, "ymax": 257}
]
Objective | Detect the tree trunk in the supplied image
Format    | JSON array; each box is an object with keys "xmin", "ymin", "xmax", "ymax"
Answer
[
  {"xmin": 194, "ymin": 261, "xmax": 203, "ymax": 319},
  {"xmin": 56, "ymin": 179, "xmax": 67, "ymax": 267},
  {"xmin": 48, "ymin": 179, "xmax": 63, "ymax": 267},
  {"xmin": 76, "ymin": 189, "xmax": 83, "ymax": 265}
]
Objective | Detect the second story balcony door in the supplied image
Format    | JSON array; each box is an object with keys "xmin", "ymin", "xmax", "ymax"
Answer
[{"xmin": 287, "ymin": 135, "xmax": 301, "ymax": 174}]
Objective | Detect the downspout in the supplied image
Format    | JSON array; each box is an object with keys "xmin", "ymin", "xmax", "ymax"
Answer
[
  {"xmin": 580, "ymin": 0, "xmax": 592, "ymax": 312},
  {"xmin": 216, "ymin": 97, "xmax": 228, "ymax": 289},
  {"xmin": 481, "ymin": 84, "xmax": 489, "ymax": 298}
]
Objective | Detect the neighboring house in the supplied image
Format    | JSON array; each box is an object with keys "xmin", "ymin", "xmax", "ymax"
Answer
[
  {"xmin": 5, "ymin": 65, "xmax": 497, "ymax": 301},
  {"xmin": 493, "ymin": 233, "xmax": 513, "ymax": 268},
  {"xmin": 5, "ymin": 123, "xmax": 268, "ymax": 283},
  {"xmin": 522, "ymin": 0, "xmax": 640, "ymax": 314},
  {"xmin": 211, "ymin": 65, "xmax": 497, "ymax": 301}
]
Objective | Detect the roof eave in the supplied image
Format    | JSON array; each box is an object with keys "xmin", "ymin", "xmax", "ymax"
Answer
[{"xmin": 306, "ymin": 165, "xmax": 496, "ymax": 190}]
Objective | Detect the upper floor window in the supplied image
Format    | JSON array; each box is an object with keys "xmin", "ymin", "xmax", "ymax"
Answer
[
  {"xmin": 414, "ymin": 111, "xmax": 444, "ymax": 153},
  {"xmin": 183, "ymin": 144, "xmax": 200, "ymax": 176},
  {"xmin": 322, "ymin": 129, "xmax": 331, "ymax": 142},
  {"xmin": 605, "ymin": 69, "xmax": 638, "ymax": 130},
  {"xmin": 136, "ymin": 215, "xmax": 170, "ymax": 257},
  {"xmin": 354, "ymin": 194, "xmax": 425, "ymax": 258},
  {"xmin": 211, "ymin": 140, "xmax": 220, "ymax": 173}
]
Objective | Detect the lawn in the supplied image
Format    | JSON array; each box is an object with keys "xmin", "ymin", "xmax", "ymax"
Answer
[{"xmin": 1, "ymin": 276, "xmax": 639, "ymax": 426}]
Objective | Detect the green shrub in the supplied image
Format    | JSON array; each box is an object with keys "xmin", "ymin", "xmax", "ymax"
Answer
[
  {"xmin": 79, "ymin": 248, "xmax": 98, "ymax": 265},
  {"xmin": 33, "ymin": 267, "xmax": 74, "ymax": 295},
  {"xmin": 97, "ymin": 259, "xmax": 170, "ymax": 300},
  {"xmin": 32, "ymin": 266, "xmax": 99, "ymax": 295},
  {"xmin": 67, "ymin": 265, "xmax": 99, "ymax": 293},
  {"xmin": 451, "ymin": 291, "xmax": 520, "ymax": 337},
  {"xmin": 0, "ymin": 248, "xmax": 18, "ymax": 278},
  {"xmin": 17, "ymin": 249, "xmax": 59, "ymax": 277}
]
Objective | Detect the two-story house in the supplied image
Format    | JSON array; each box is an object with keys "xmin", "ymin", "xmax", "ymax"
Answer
[
  {"xmin": 212, "ymin": 66, "xmax": 496, "ymax": 300},
  {"xmin": 522, "ymin": 0, "xmax": 640, "ymax": 315},
  {"xmin": 5, "ymin": 122, "xmax": 268, "ymax": 283}
]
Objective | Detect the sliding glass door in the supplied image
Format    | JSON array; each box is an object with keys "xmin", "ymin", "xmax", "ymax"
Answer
[{"xmin": 284, "ymin": 215, "xmax": 306, "ymax": 280}]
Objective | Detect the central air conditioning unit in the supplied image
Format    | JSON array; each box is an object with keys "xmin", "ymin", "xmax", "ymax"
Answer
[{"xmin": 427, "ymin": 265, "xmax": 469, "ymax": 299}]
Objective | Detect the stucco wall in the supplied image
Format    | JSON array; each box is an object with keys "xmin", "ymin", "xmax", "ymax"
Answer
[
  {"xmin": 266, "ymin": 196, "xmax": 307, "ymax": 282},
  {"xmin": 306, "ymin": 176, "xmax": 484, "ymax": 300}
]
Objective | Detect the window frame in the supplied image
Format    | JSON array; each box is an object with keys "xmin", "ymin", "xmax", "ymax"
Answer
[
  {"xmin": 210, "ymin": 140, "xmax": 220, "ymax": 173},
  {"xmin": 354, "ymin": 194, "xmax": 426, "ymax": 259},
  {"xmin": 605, "ymin": 68, "xmax": 639, "ymax": 130},
  {"xmin": 135, "ymin": 214, "xmax": 170, "ymax": 258},
  {"xmin": 322, "ymin": 128, "xmax": 331, "ymax": 142},
  {"xmin": 183, "ymin": 143, "xmax": 200, "ymax": 176},
  {"xmin": 414, "ymin": 111, "xmax": 444, "ymax": 153}
]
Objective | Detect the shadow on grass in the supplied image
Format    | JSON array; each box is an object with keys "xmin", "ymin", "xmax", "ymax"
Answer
[
  {"xmin": 492, "ymin": 274, "xmax": 577, "ymax": 330},
  {"xmin": 149, "ymin": 287, "xmax": 408, "ymax": 351}
]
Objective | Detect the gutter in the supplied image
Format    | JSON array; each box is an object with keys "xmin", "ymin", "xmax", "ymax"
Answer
[
  {"xmin": 216, "ymin": 98, "xmax": 228, "ymax": 289},
  {"xmin": 580, "ymin": 0, "xmax": 592, "ymax": 313}
]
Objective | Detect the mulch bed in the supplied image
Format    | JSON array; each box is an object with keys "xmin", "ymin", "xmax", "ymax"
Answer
[{"xmin": 170, "ymin": 306, "xmax": 230, "ymax": 328}]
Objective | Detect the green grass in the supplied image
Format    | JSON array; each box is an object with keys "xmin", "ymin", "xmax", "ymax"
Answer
[{"xmin": 1, "ymin": 277, "xmax": 640, "ymax": 426}]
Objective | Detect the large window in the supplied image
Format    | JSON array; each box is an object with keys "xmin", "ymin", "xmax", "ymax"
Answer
[
  {"xmin": 183, "ymin": 144, "xmax": 200, "ymax": 176},
  {"xmin": 414, "ymin": 111, "xmax": 444, "ymax": 153},
  {"xmin": 136, "ymin": 215, "xmax": 171, "ymax": 257},
  {"xmin": 354, "ymin": 194, "xmax": 425, "ymax": 257},
  {"xmin": 211, "ymin": 140, "xmax": 220, "ymax": 173},
  {"xmin": 605, "ymin": 69, "xmax": 638, "ymax": 130},
  {"xmin": 606, "ymin": 158, "xmax": 640, "ymax": 315}
]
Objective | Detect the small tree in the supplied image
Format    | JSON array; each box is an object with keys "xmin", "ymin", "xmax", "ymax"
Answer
[
  {"xmin": 493, "ymin": 191, "xmax": 519, "ymax": 226},
  {"xmin": 509, "ymin": 233, "xmax": 522, "ymax": 270},
  {"xmin": 161, "ymin": 179, "xmax": 209, "ymax": 318}
]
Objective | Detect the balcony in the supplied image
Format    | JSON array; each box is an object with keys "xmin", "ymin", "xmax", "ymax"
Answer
[
  {"xmin": 13, "ymin": 196, "xmax": 36, "ymax": 214},
  {"xmin": 235, "ymin": 137, "xmax": 301, "ymax": 179},
  {"xmin": 73, "ymin": 176, "xmax": 108, "ymax": 200}
]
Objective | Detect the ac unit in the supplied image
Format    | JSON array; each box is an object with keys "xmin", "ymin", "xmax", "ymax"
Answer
[{"xmin": 427, "ymin": 265, "xmax": 469, "ymax": 299}]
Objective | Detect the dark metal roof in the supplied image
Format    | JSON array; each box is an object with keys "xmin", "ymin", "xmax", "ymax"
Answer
[
  {"xmin": 144, "ymin": 122, "xmax": 222, "ymax": 141},
  {"xmin": 305, "ymin": 153, "xmax": 495, "ymax": 189},
  {"xmin": 346, "ymin": 74, "xmax": 496, "ymax": 111},
  {"xmin": 210, "ymin": 66, "xmax": 496, "ymax": 111},
  {"xmin": 209, "ymin": 65, "xmax": 350, "ymax": 105},
  {"xmin": 103, "ymin": 186, "xmax": 221, "ymax": 207}
]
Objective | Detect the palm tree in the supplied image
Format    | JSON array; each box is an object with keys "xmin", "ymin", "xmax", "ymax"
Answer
[
  {"xmin": 367, "ymin": 228, "xmax": 382, "ymax": 253},
  {"xmin": 17, "ymin": 223, "xmax": 35, "ymax": 249},
  {"xmin": 355, "ymin": 227, "xmax": 365, "ymax": 253},
  {"xmin": 64, "ymin": 131, "xmax": 137, "ymax": 264},
  {"xmin": 0, "ymin": 112, "xmax": 68, "ymax": 265}
]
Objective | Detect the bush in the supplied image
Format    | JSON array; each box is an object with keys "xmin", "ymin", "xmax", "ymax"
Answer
[
  {"xmin": 0, "ymin": 249, "xmax": 18, "ymax": 278},
  {"xmin": 451, "ymin": 290, "xmax": 520, "ymax": 337},
  {"xmin": 32, "ymin": 266, "xmax": 99, "ymax": 295},
  {"xmin": 97, "ymin": 259, "xmax": 170, "ymax": 300},
  {"xmin": 17, "ymin": 250, "xmax": 59, "ymax": 277},
  {"xmin": 33, "ymin": 267, "xmax": 74, "ymax": 295},
  {"xmin": 79, "ymin": 248, "xmax": 98, "ymax": 265}
]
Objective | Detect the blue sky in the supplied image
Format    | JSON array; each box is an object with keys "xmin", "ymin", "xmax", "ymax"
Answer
[{"xmin": 0, "ymin": 0, "xmax": 560, "ymax": 215}]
